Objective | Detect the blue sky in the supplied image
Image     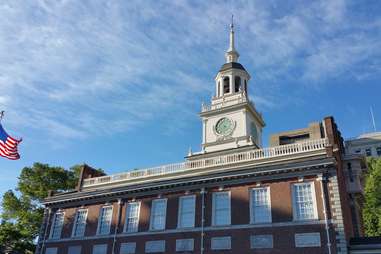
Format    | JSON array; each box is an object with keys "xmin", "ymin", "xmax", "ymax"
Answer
[{"xmin": 0, "ymin": 0, "xmax": 380, "ymax": 199}]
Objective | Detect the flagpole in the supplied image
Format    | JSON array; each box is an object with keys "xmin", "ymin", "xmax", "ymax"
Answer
[
  {"xmin": 370, "ymin": 106, "xmax": 377, "ymax": 132},
  {"xmin": 0, "ymin": 111, "xmax": 4, "ymax": 122}
]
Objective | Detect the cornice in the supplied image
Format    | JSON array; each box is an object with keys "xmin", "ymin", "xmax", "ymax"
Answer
[{"xmin": 43, "ymin": 155, "xmax": 335, "ymax": 207}]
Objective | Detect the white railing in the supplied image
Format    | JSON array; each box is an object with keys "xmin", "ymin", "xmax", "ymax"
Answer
[
  {"xmin": 82, "ymin": 138, "xmax": 329, "ymax": 188},
  {"xmin": 201, "ymin": 91, "xmax": 250, "ymax": 112}
]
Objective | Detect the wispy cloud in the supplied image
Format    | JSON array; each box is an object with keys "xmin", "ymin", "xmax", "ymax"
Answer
[{"xmin": 0, "ymin": 0, "xmax": 379, "ymax": 143}]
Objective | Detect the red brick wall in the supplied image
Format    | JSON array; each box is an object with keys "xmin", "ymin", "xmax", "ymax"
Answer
[{"xmin": 44, "ymin": 176, "xmax": 335, "ymax": 254}]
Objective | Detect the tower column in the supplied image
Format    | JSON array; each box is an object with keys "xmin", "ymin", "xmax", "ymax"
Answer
[{"xmin": 229, "ymin": 74, "xmax": 234, "ymax": 95}]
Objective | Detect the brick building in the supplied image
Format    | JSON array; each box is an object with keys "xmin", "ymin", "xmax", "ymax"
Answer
[{"xmin": 36, "ymin": 23, "xmax": 366, "ymax": 254}]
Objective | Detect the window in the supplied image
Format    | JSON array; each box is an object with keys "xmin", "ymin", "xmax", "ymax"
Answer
[
  {"xmin": 250, "ymin": 235, "xmax": 273, "ymax": 249},
  {"xmin": 355, "ymin": 149, "xmax": 361, "ymax": 154},
  {"xmin": 211, "ymin": 236, "xmax": 231, "ymax": 250},
  {"xmin": 97, "ymin": 206, "xmax": 113, "ymax": 235},
  {"xmin": 92, "ymin": 244, "xmax": 107, "ymax": 254},
  {"xmin": 150, "ymin": 199, "xmax": 167, "ymax": 230},
  {"xmin": 250, "ymin": 123, "xmax": 258, "ymax": 140},
  {"xmin": 68, "ymin": 246, "xmax": 81, "ymax": 254},
  {"xmin": 234, "ymin": 76, "xmax": 241, "ymax": 92},
  {"xmin": 49, "ymin": 212, "xmax": 64, "ymax": 239},
  {"xmin": 244, "ymin": 80, "xmax": 248, "ymax": 94},
  {"xmin": 223, "ymin": 77, "xmax": 230, "ymax": 94},
  {"xmin": 250, "ymin": 187, "xmax": 271, "ymax": 223},
  {"xmin": 178, "ymin": 195, "xmax": 195, "ymax": 228},
  {"xmin": 366, "ymin": 148, "xmax": 372, "ymax": 156},
  {"xmin": 176, "ymin": 239, "xmax": 194, "ymax": 252},
  {"xmin": 377, "ymin": 147, "xmax": 381, "ymax": 156},
  {"xmin": 45, "ymin": 248, "xmax": 57, "ymax": 254},
  {"xmin": 212, "ymin": 192, "xmax": 231, "ymax": 226},
  {"xmin": 120, "ymin": 242, "xmax": 136, "ymax": 254},
  {"xmin": 292, "ymin": 182, "xmax": 318, "ymax": 220},
  {"xmin": 72, "ymin": 209, "xmax": 87, "ymax": 237},
  {"xmin": 145, "ymin": 240, "xmax": 165, "ymax": 253},
  {"xmin": 295, "ymin": 232, "xmax": 321, "ymax": 247},
  {"xmin": 124, "ymin": 202, "xmax": 140, "ymax": 233},
  {"xmin": 347, "ymin": 163, "xmax": 354, "ymax": 182}
]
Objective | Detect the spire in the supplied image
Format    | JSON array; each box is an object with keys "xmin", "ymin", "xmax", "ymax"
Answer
[{"xmin": 225, "ymin": 14, "xmax": 239, "ymax": 63}]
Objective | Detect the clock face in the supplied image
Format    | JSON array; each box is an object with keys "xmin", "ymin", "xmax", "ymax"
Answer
[{"xmin": 215, "ymin": 117, "xmax": 234, "ymax": 136}]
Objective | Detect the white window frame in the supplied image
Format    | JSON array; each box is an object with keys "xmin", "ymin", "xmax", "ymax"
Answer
[
  {"xmin": 120, "ymin": 242, "xmax": 136, "ymax": 254},
  {"xmin": 292, "ymin": 181, "xmax": 318, "ymax": 221},
  {"xmin": 49, "ymin": 211, "xmax": 65, "ymax": 239},
  {"xmin": 177, "ymin": 195, "xmax": 196, "ymax": 228},
  {"xmin": 149, "ymin": 199, "xmax": 167, "ymax": 231},
  {"xmin": 145, "ymin": 240, "xmax": 166, "ymax": 253},
  {"xmin": 123, "ymin": 202, "xmax": 141, "ymax": 233},
  {"xmin": 250, "ymin": 234, "xmax": 273, "ymax": 249},
  {"xmin": 92, "ymin": 244, "xmax": 108, "ymax": 254},
  {"xmin": 250, "ymin": 187, "xmax": 272, "ymax": 224},
  {"xmin": 71, "ymin": 208, "xmax": 88, "ymax": 237},
  {"xmin": 67, "ymin": 246, "xmax": 82, "ymax": 254},
  {"xmin": 45, "ymin": 247, "xmax": 58, "ymax": 254},
  {"xmin": 96, "ymin": 205, "xmax": 113, "ymax": 235},
  {"xmin": 176, "ymin": 238, "xmax": 194, "ymax": 252},
  {"xmin": 212, "ymin": 191, "xmax": 231, "ymax": 226},
  {"xmin": 211, "ymin": 236, "xmax": 231, "ymax": 250}
]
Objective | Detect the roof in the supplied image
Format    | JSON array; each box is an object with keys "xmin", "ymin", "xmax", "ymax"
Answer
[{"xmin": 219, "ymin": 62, "xmax": 246, "ymax": 72}]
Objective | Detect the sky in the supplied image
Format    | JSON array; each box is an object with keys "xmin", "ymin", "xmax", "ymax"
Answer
[{"xmin": 0, "ymin": 0, "xmax": 380, "ymax": 200}]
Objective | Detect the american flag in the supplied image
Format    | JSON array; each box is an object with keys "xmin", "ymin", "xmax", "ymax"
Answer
[{"xmin": 0, "ymin": 123, "xmax": 21, "ymax": 160}]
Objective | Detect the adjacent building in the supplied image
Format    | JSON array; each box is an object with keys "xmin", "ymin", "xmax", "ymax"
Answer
[
  {"xmin": 36, "ymin": 23, "xmax": 367, "ymax": 254},
  {"xmin": 345, "ymin": 132, "xmax": 381, "ymax": 158}
]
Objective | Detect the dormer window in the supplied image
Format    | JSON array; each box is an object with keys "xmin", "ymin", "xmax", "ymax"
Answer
[
  {"xmin": 234, "ymin": 76, "xmax": 241, "ymax": 92},
  {"xmin": 223, "ymin": 77, "xmax": 230, "ymax": 94}
]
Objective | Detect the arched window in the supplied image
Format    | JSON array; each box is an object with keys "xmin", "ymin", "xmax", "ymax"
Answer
[
  {"xmin": 244, "ymin": 80, "xmax": 248, "ymax": 94},
  {"xmin": 223, "ymin": 77, "xmax": 230, "ymax": 94},
  {"xmin": 235, "ymin": 76, "xmax": 241, "ymax": 92}
]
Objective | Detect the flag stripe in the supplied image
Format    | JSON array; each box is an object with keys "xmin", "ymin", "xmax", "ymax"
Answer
[{"xmin": 0, "ymin": 124, "xmax": 21, "ymax": 160}]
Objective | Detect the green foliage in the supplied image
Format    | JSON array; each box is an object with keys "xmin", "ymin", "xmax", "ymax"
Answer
[
  {"xmin": 363, "ymin": 157, "xmax": 381, "ymax": 236},
  {"xmin": 17, "ymin": 163, "xmax": 77, "ymax": 202},
  {"xmin": 0, "ymin": 221, "xmax": 35, "ymax": 254},
  {"xmin": 0, "ymin": 163, "xmax": 103, "ymax": 252}
]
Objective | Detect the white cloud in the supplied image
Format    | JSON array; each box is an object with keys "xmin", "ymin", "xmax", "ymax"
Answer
[{"xmin": 0, "ymin": 0, "xmax": 379, "ymax": 143}]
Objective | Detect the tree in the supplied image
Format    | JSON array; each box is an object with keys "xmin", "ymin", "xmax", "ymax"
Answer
[
  {"xmin": 363, "ymin": 157, "xmax": 381, "ymax": 236},
  {"xmin": 0, "ymin": 163, "xmax": 103, "ymax": 253},
  {"xmin": 0, "ymin": 221, "xmax": 35, "ymax": 254}
]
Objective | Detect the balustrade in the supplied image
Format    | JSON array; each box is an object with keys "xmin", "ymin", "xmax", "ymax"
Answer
[{"xmin": 82, "ymin": 138, "xmax": 329, "ymax": 188}]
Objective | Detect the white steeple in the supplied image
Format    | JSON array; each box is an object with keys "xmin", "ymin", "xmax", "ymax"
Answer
[{"xmin": 225, "ymin": 15, "xmax": 240, "ymax": 63}]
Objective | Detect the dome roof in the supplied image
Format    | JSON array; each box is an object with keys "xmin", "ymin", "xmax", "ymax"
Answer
[{"xmin": 219, "ymin": 62, "xmax": 246, "ymax": 72}]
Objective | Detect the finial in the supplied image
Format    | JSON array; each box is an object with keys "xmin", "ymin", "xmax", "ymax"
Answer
[{"xmin": 225, "ymin": 14, "xmax": 239, "ymax": 63}]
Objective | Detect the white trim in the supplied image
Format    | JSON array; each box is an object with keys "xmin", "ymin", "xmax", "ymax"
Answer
[
  {"xmin": 49, "ymin": 211, "xmax": 65, "ymax": 239},
  {"xmin": 44, "ymin": 159, "xmax": 333, "ymax": 205},
  {"xmin": 212, "ymin": 191, "xmax": 231, "ymax": 226},
  {"xmin": 45, "ymin": 219, "xmax": 329, "ymax": 243},
  {"xmin": 71, "ymin": 208, "xmax": 88, "ymax": 238},
  {"xmin": 149, "ymin": 198, "xmax": 167, "ymax": 231},
  {"xmin": 177, "ymin": 195, "xmax": 196, "ymax": 229},
  {"xmin": 96, "ymin": 205, "xmax": 113, "ymax": 235},
  {"xmin": 123, "ymin": 201, "xmax": 141, "ymax": 233},
  {"xmin": 211, "ymin": 236, "xmax": 231, "ymax": 250},
  {"xmin": 249, "ymin": 186, "xmax": 272, "ymax": 224},
  {"xmin": 292, "ymin": 181, "xmax": 318, "ymax": 221}
]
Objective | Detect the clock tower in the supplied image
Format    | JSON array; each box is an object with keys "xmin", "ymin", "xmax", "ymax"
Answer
[{"xmin": 198, "ymin": 21, "xmax": 265, "ymax": 154}]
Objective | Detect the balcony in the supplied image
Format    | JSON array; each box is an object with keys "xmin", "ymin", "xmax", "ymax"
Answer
[
  {"xmin": 82, "ymin": 138, "xmax": 330, "ymax": 189},
  {"xmin": 201, "ymin": 91, "xmax": 252, "ymax": 112}
]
